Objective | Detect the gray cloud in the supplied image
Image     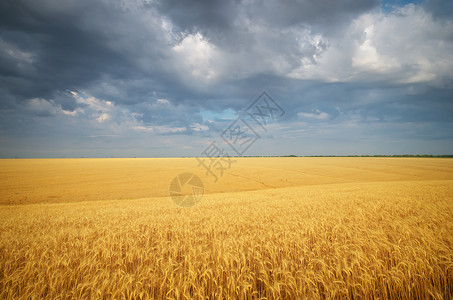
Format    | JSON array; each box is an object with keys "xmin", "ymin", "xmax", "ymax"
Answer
[
  {"xmin": 0, "ymin": 0, "xmax": 452, "ymax": 157},
  {"xmin": 424, "ymin": 0, "xmax": 453, "ymax": 18}
]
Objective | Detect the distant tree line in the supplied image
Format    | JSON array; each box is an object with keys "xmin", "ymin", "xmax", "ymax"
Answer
[
  {"xmin": 179, "ymin": 154, "xmax": 453, "ymax": 158},
  {"xmin": 287, "ymin": 154, "xmax": 453, "ymax": 158}
]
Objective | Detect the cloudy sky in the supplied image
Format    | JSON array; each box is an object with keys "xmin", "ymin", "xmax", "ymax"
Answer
[{"xmin": 1, "ymin": 0, "xmax": 452, "ymax": 158}]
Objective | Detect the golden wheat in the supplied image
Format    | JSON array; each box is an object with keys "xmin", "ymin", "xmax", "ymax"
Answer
[
  {"xmin": 1, "ymin": 157, "xmax": 452, "ymax": 205},
  {"xmin": 0, "ymin": 158, "xmax": 452, "ymax": 298}
]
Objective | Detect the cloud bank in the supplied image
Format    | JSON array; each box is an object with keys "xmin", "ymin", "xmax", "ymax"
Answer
[{"xmin": 0, "ymin": 0, "xmax": 452, "ymax": 157}]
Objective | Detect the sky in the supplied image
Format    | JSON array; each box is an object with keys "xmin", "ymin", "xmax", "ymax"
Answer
[{"xmin": 0, "ymin": 0, "xmax": 452, "ymax": 158}]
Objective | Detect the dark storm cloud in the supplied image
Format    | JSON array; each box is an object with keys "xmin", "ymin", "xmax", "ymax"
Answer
[
  {"xmin": 0, "ymin": 1, "xmax": 124, "ymax": 100},
  {"xmin": 157, "ymin": 0, "xmax": 379, "ymax": 35},
  {"xmin": 0, "ymin": 0, "xmax": 178, "ymax": 108},
  {"xmin": 424, "ymin": 0, "xmax": 453, "ymax": 18},
  {"xmin": 244, "ymin": 0, "xmax": 379, "ymax": 28},
  {"xmin": 156, "ymin": 0, "xmax": 239, "ymax": 32}
]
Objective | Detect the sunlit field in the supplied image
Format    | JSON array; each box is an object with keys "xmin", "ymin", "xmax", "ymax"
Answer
[{"xmin": 1, "ymin": 158, "xmax": 452, "ymax": 298}]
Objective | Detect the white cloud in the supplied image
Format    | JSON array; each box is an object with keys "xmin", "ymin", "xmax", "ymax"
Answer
[
  {"xmin": 352, "ymin": 25, "xmax": 400, "ymax": 73},
  {"xmin": 190, "ymin": 123, "xmax": 209, "ymax": 132},
  {"xmin": 133, "ymin": 125, "xmax": 187, "ymax": 134},
  {"xmin": 287, "ymin": 4, "xmax": 453, "ymax": 86},
  {"xmin": 172, "ymin": 32, "xmax": 220, "ymax": 83},
  {"xmin": 156, "ymin": 98, "xmax": 170, "ymax": 105},
  {"xmin": 67, "ymin": 92, "xmax": 120, "ymax": 124},
  {"xmin": 95, "ymin": 113, "xmax": 110, "ymax": 123},
  {"xmin": 62, "ymin": 91, "xmax": 199, "ymax": 135},
  {"xmin": 298, "ymin": 109, "xmax": 330, "ymax": 120},
  {"xmin": 169, "ymin": 21, "xmax": 327, "ymax": 85},
  {"xmin": 61, "ymin": 109, "xmax": 77, "ymax": 116}
]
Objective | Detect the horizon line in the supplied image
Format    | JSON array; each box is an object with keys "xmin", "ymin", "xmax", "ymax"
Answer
[{"xmin": 2, "ymin": 154, "xmax": 453, "ymax": 159}]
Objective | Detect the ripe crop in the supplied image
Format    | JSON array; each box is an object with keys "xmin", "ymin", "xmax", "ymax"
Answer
[{"xmin": 1, "ymin": 158, "xmax": 452, "ymax": 298}]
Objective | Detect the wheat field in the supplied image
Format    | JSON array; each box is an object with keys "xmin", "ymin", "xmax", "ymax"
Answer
[{"xmin": 1, "ymin": 158, "xmax": 452, "ymax": 298}]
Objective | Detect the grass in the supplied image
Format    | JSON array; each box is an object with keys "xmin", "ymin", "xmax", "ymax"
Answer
[{"xmin": 0, "ymin": 158, "xmax": 452, "ymax": 298}]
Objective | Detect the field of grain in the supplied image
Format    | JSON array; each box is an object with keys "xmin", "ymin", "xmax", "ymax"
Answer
[{"xmin": 1, "ymin": 158, "xmax": 452, "ymax": 298}]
